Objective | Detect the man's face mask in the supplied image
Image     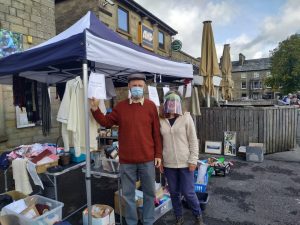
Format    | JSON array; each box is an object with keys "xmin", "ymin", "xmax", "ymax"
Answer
[{"xmin": 130, "ymin": 87, "xmax": 144, "ymax": 98}]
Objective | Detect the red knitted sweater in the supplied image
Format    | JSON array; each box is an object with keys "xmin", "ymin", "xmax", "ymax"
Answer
[{"xmin": 91, "ymin": 99, "xmax": 162, "ymax": 164}]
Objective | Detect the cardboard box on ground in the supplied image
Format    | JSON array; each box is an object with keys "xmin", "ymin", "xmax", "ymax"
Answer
[
  {"xmin": 82, "ymin": 204, "xmax": 115, "ymax": 225},
  {"xmin": 114, "ymin": 184, "xmax": 165, "ymax": 216}
]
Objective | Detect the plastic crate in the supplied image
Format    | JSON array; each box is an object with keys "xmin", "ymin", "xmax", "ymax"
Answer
[
  {"xmin": 196, "ymin": 192, "xmax": 209, "ymax": 211},
  {"xmin": 182, "ymin": 192, "xmax": 209, "ymax": 211},
  {"xmin": 138, "ymin": 195, "xmax": 172, "ymax": 222},
  {"xmin": 194, "ymin": 173, "xmax": 208, "ymax": 193},
  {"xmin": 2, "ymin": 195, "xmax": 64, "ymax": 225}
]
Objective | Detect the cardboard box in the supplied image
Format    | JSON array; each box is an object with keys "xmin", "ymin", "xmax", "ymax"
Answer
[
  {"xmin": 0, "ymin": 215, "xmax": 21, "ymax": 225},
  {"xmin": 4, "ymin": 190, "xmax": 27, "ymax": 201},
  {"xmin": 135, "ymin": 180, "xmax": 141, "ymax": 189},
  {"xmin": 246, "ymin": 146, "xmax": 264, "ymax": 162},
  {"xmin": 249, "ymin": 143, "xmax": 265, "ymax": 154},
  {"xmin": 114, "ymin": 190, "xmax": 142, "ymax": 216},
  {"xmin": 155, "ymin": 187, "xmax": 164, "ymax": 199},
  {"xmin": 82, "ymin": 204, "xmax": 115, "ymax": 225}
]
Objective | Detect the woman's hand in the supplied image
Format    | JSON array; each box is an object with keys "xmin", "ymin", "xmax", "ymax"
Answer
[
  {"xmin": 89, "ymin": 97, "xmax": 100, "ymax": 111},
  {"xmin": 188, "ymin": 163, "xmax": 197, "ymax": 172},
  {"xmin": 159, "ymin": 164, "xmax": 164, "ymax": 173}
]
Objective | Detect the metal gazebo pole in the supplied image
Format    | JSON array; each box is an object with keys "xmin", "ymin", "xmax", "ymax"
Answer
[{"xmin": 83, "ymin": 60, "xmax": 92, "ymax": 225}]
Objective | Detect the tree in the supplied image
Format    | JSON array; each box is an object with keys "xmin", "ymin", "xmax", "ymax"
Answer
[{"xmin": 265, "ymin": 34, "xmax": 300, "ymax": 94}]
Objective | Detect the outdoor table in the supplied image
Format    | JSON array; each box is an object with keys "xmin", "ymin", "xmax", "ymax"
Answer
[
  {"xmin": 3, "ymin": 165, "xmax": 11, "ymax": 192},
  {"xmin": 44, "ymin": 161, "xmax": 86, "ymax": 220}
]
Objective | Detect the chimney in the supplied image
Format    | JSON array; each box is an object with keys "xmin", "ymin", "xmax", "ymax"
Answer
[{"xmin": 239, "ymin": 53, "xmax": 245, "ymax": 66}]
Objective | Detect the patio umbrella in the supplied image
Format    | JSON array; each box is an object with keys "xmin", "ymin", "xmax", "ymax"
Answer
[
  {"xmin": 200, "ymin": 21, "xmax": 221, "ymax": 107},
  {"xmin": 190, "ymin": 85, "xmax": 201, "ymax": 116},
  {"xmin": 221, "ymin": 44, "xmax": 233, "ymax": 101}
]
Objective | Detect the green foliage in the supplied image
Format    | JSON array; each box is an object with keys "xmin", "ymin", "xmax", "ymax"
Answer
[{"xmin": 265, "ymin": 34, "xmax": 300, "ymax": 94}]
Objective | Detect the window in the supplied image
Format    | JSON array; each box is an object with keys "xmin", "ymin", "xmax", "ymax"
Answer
[
  {"xmin": 266, "ymin": 71, "xmax": 271, "ymax": 77},
  {"xmin": 253, "ymin": 72, "xmax": 259, "ymax": 78},
  {"xmin": 252, "ymin": 93, "xmax": 259, "ymax": 100},
  {"xmin": 241, "ymin": 73, "xmax": 247, "ymax": 79},
  {"xmin": 241, "ymin": 81, "xmax": 247, "ymax": 89},
  {"xmin": 252, "ymin": 81, "xmax": 262, "ymax": 89},
  {"xmin": 118, "ymin": 7, "xmax": 129, "ymax": 33},
  {"xmin": 158, "ymin": 31, "xmax": 165, "ymax": 49},
  {"xmin": 241, "ymin": 93, "xmax": 247, "ymax": 98}
]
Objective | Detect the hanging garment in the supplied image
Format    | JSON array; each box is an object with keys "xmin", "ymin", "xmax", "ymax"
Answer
[
  {"xmin": 32, "ymin": 81, "xmax": 40, "ymax": 122},
  {"xmin": 12, "ymin": 158, "xmax": 33, "ymax": 195},
  {"xmin": 41, "ymin": 83, "xmax": 51, "ymax": 136},
  {"xmin": 57, "ymin": 76, "xmax": 105, "ymax": 156},
  {"xmin": 56, "ymin": 82, "xmax": 66, "ymax": 101},
  {"xmin": 25, "ymin": 79, "xmax": 34, "ymax": 122},
  {"xmin": 13, "ymin": 75, "xmax": 26, "ymax": 108}
]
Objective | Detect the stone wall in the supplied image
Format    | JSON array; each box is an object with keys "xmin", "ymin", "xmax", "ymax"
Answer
[
  {"xmin": 0, "ymin": 0, "xmax": 58, "ymax": 152},
  {"xmin": 171, "ymin": 50, "xmax": 200, "ymax": 67},
  {"xmin": 55, "ymin": 0, "xmax": 97, "ymax": 34},
  {"xmin": 0, "ymin": 0, "xmax": 56, "ymax": 47}
]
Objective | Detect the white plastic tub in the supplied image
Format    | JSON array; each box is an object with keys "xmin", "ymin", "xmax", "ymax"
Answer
[{"xmin": 2, "ymin": 195, "xmax": 64, "ymax": 225}]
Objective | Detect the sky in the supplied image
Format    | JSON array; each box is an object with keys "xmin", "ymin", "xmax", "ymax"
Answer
[{"xmin": 134, "ymin": 0, "xmax": 300, "ymax": 61}]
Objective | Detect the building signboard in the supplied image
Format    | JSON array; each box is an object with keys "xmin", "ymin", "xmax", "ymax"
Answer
[{"xmin": 138, "ymin": 23, "xmax": 153, "ymax": 51}]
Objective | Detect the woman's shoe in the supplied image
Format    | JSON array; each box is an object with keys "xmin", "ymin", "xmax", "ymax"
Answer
[
  {"xmin": 194, "ymin": 215, "xmax": 206, "ymax": 225},
  {"xmin": 175, "ymin": 216, "xmax": 184, "ymax": 225}
]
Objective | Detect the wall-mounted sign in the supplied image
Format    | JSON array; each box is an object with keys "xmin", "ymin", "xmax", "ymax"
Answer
[
  {"xmin": 171, "ymin": 39, "xmax": 182, "ymax": 52},
  {"xmin": 0, "ymin": 29, "xmax": 23, "ymax": 58},
  {"xmin": 138, "ymin": 23, "xmax": 153, "ymax": 51}
]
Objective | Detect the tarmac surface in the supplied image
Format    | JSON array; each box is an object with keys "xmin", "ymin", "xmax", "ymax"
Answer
[{"xmin": 1, "ymin": 148, "xmax": 300, "ymax": 225}]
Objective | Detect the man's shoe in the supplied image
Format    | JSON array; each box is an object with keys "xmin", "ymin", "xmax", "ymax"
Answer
[
  {"xmin": 175, "ymin": 216, "xmax": 184, "ymax": 225},
  {"xmin": 194, "ymin": 215, "xmax": 206, "ymax": 225}
]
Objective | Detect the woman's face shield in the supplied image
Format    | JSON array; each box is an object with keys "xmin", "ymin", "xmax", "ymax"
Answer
[{"xmin": 163, "ymin": 93, "xmax": 182, "ymax": 115}]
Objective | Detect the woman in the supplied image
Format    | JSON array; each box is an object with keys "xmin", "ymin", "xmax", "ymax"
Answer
[{"xmin": 160, "ymin": 90, "xmax": 205, "ymax": 225}]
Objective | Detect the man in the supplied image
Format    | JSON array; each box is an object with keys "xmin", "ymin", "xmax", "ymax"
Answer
[{"xmin": 90, "ymin": 73, "xmax": 162, "ymax": 225}]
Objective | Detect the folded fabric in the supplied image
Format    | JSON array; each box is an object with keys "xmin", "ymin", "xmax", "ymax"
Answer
[
  {"xmin": 12, "ymin": 158, "xmax": 32, "ymax": 195},
  {"xmin": 31, "ymin": 149, "xmax": 52, "ymax": 164},
  {"xmin": 36, "ymin": 156, "xmax": 56, "ymax": 165}
]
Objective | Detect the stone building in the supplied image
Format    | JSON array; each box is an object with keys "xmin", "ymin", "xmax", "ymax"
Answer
[
  {"xmin": 55, "ymin": 0, "xmax": 199, "ymax": 105},
  {"xmin": 0, "ymin": 0, "xmax": 59, "ymax": 151},
  {"xmin": 55, "ymin": 0, "xmax": 199, "ymax": 65},
  {"xmin": 232, "ymin": 53, "xmax": 274, "ymax": 100}
]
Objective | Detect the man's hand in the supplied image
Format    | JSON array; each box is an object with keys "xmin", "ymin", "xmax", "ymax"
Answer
[
  {"xmin": 89, "ymin": 97, "xmax": 100, "ymax": 112},
  {"xmin": 154, "ymin": 158, "xmax": 161, "ymax": 168},
  {"xmin": 188, "ymin": 163, "xmax": 197, "ymax": 172}
]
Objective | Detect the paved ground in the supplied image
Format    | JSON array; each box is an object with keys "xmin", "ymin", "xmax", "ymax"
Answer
[{"xmin": 1, "ymin": 149, "xmax": 300, "ymax": 225}]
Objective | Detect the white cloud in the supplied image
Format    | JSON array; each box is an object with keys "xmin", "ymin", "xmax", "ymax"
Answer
[
  {"xmin": 134, "ymin": 0, "xmax": 238, "ymax": 58},
  {"xmin": 230, "ymin": 0, "xmax": 300, "ymax": 60},
  {"xmin": 134, "ymin": 0, "xmax": 300, "ymax": 61}
]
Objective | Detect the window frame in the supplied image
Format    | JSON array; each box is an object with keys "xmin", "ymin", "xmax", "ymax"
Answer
[
  {"xmin": 117, "ymin": 6, "xmax": 129, "ymax": 33},
  {"xmin": 241, "ymin": 80, "xmax": 247, "ymax": 89},
  {"xmin": 253, "ymin": 72, "xmax": 260, "ymax": 79},
  {"xmin": 241, "ymin": 73, "xmax": 247, "ymax": 79},
  {"xmin": 158, "ymin": 30, "xmax": 165, "ymax": 49}
]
